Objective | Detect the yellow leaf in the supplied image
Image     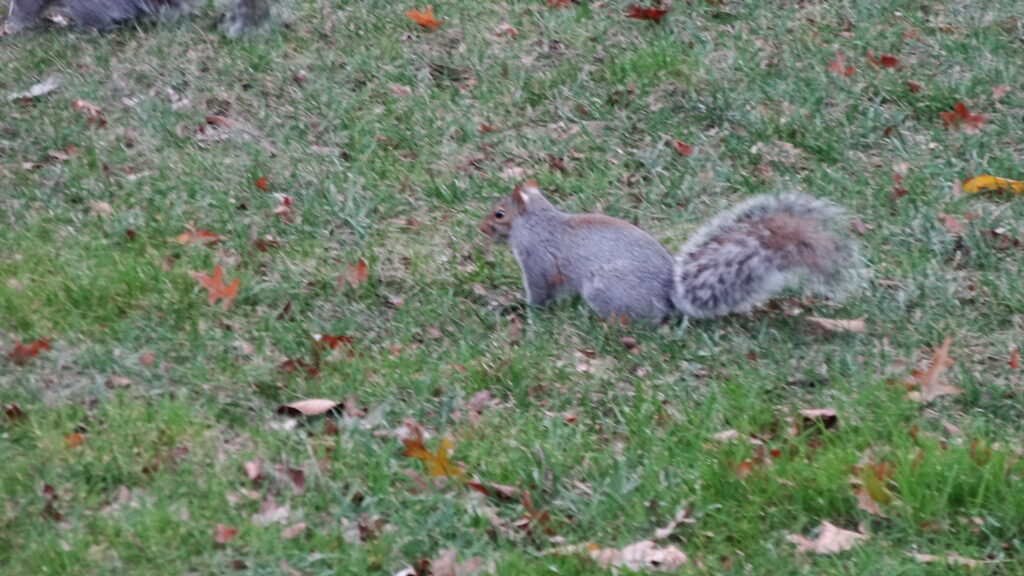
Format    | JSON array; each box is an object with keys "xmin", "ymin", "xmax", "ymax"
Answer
[
  {"xmin": 962, "ymin": 175, "xmax": 1024, "ymax": 195},
  {"xmin": 402, "ymin": 432, "xmax": 462, "ymax": 478}
]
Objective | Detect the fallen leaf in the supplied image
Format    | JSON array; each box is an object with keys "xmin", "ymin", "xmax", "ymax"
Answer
[
  {"xmin": 806, "ymin": 316, "xmax": 866, "ymax": 333},
  {"xmin": 402, "ymin": 427, "xmax": 462, "ymax": 478},
  {"xmin": 170, "ymin": 227, "xmax": 221, "ymax": 246},
  {"xmin": 7, "ymin": 77, "xmax": 59, "ymax": 101},
  {"xmin": 254, "ymin": 177, "xmax": 269, "ymax": 190},
  {"xmin": 1009, "ymin": 347, "xmax": 1019, "ymax": 369},
  {"xmin": 625, "ymin": 5, "xmax": 669, "ymax": 22},
  {"xmin": 671, "ymin": 140, "xmax": 693, "ymax": 157},
  {"xmin": 280, "ymin": 522, "xmax": 306, "ymax": 540},
  {"xmin": 962, "ymin": 174, "xmax": 1024, "ymax": 195},
  {"xmin": 244, "ymin": 460, "xmax": 262, "ymax": 482},
  {"xmin": 104, "ymin": 375, "xmax": 132, "ymax": 389},
  {"xmin": 277, "ymin": 466, "xmax": 305, "ymax": 494},
  {"xmin": 907, "ymin": 80, "xmax": 923, "ymax": 93},
  {"xmin": 652, "ymin": 507, "xmax": 695, "ymax": 540},
  {"xmin": 711, "ymin": 429, "xmax": 741, "ymax": 442},
  {"xmin": 9, "ymin": 338, "xmax": 52, "ymax": 365},
  {"xmin": 907, "ymin": 337, "xmax": 961, "ymax": 403},
  {"xmin": 827, "ymin": 52, "xmax": 855, "ymax": 77},
  {"xmin": 467, "ymin": 480, "xmax": 519, "ymax": 501},
  {"xmin": 71, "ymin": 99, "xmax": 105, "ymax": 126},
  {"xmin": 4, "ymin": 404, "xmax": 26, "ymax": 421},
  {"xmin": 405, "ymin": 6, "xmax": 443, "ymax": 30},
  {"xmin": 798, "ymin": 408, "xmax": 839, "ymax": 432},
  {"xmin": 89, "ymin": 201, "xmax": 113, "ymax": 217},
  {"xmin": 213, "ymin": 524, "xmax": 238, "ymax": 544},
  {"xmin": 251, "ymin": 496, "xmax": 290, "ymax": 526},
  {"xmin": 940, "ymin": 102, "xmax": 986, "ymax": 132},
  {"xmin": 64, "ymin": 432, "xmax": 85, "ymax": 448},
  {"xmin": 430, "ymin": 548, "xmax": 490, "ymax": 576},
  {"xmin": 788, "ymin": 521, "xmax": 867, "ymax": 555},
  {"xmin": 938, "ymin": 213, "xmax": 964, "ymax": 234},
  {"xmin": 276, "ymin": 398, "xmax": 341, "ymax": 417},
  {"xmin": 338, "ymin": 258, "xmax": 369, "ymax": 289},
  {"xmin": 866, "ymin": 51, "xmax": 899, "ymax": 68},
  {"xmin": 189, "ymin": 264, "xmax": 241, "ymax": 311},
  {"xmin": 549, "ymin": 540, "xmax": 687, "ymax": 572},
  {"xmin": 991, "ymin": 85, "xmax": 1011, "ymax": 100},
  {"xmin": 909, "ymin": 553, "xmax": 984, "ymax": 568}
]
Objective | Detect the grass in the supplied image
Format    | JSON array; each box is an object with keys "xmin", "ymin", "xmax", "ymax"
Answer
[{"xmin": 2, "ymin": 0, "xmax": 1023, "ymax": 574}]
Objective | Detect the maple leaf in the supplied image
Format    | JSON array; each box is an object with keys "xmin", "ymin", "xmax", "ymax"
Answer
[
  {"xmin": 337, "ymin": 258, "xmax": 369, "ymax": 289},
  {"xmin": 962, "ymin": 174, "xmax": 1024, "ymax": 196},
  {"xmin": 866, "ymin": 51, "xmax": 899, "ymax": 68},
  {"xmin": 213, "ymin": 523, "xmax": 238, "ymax": 544},
  {"xmin": 401, "ymin": 427, "xmax": 462, "ymax": 478},
  {"xmin": 939, "ymin": 102, "xmax": 987, "ymax": 132},
  {"xmin": 906, "ymin": 337, "xmax": 961, "ymax": 403},
  {"xmin": 170, "ymin": 227, "xmax": 220, "ymax": 246},
  {"xmin": 404, "ymin": 6, "xmax": 443, "ymax": 30},
  {"xmin": 9, "ymin": 338, "xmax": 52, "ymax": 365},
  {"xmin": 625, "ymin": 5, "xmax": 669, "ymax": 22},
  {"xmin": 671, "ymin": 140, "xmax": 693, "ymax": 157},
  {"xmin": 788, "ymin": 521, "xmax": 868, "ymax": 555},
  {"xmin": 827, "ymin": 52, "xmax": 855, "ymax": 77},
  {"xmin": 189, "ymin": 264, "xmax": 240, "ymax": 311}
]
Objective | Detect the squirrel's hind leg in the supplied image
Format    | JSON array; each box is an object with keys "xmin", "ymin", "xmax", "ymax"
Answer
[{"xmin": 580, "ymin": 272, "xmax": 673, "ymax": 323}]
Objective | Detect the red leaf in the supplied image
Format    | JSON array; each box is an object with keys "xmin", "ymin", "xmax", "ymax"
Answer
[
  {"xmin": 1010, "ymin": 348, "xmax": 1020, "ymax": 369},
  {"xmin": 254, "ymin": 177, "xmax": 269, "ymax": 191},
  {"xmin": 213, "ymin": 524, "xmax": 238, "ymax": 544},
  {"xmin": 189, "ymin": 264, "xmax": 241, "ymax": 311},
  {"xmin": 866, "ymin": 51, "xmax": 899, "ymax": 68},
  {"xmin": 940, "ymin": 102, "xmax": 987, "ymax": 131},
  {"xmin": 337, "ymin": 258, "xmax": 369, "ymax": 289},
  {"xmin": 625, "ymin": 5, "xmax": 669, "ymax": 22},
  {"xmin": 404, "ymin": 6, "xmax": 443, "ymax": 30},
  {"xmin": 4, "ymin": 404, "xmax": 26, "ymax": 421},
  {"xmin": 672, "ymin": 140, "xmax": 693, "ymax": 157},
  {"xmin": 278, "ymin": 358, "xmax": 320, "ymax": 377},
  {"xmin": 64, "ymin": 432, "xmax": 85, "ymax": 448},
  {"xmin": 9, "ymin": 338, "xmax": 52, "ymax": 365},
  {"xmin": 827, "ymin": 52, "xmax": 855, "ymax": 77}
]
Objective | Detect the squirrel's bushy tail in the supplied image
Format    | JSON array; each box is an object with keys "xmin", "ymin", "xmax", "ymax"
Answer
[{"xmin": 671, "ymin": 193, "xmax": 859, "ymax": 318}]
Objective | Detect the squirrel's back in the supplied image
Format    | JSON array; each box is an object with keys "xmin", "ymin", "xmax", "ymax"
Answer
[{"xmin": 671, "ymin": 193, "xmax": 857, "ymax": 318}]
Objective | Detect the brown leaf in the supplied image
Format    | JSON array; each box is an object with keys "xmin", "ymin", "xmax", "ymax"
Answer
[
  {"xmin": 71, "ymin": 99, "xmax": 106, "ymax": 126},
  {"xmin": 909, "ymin": 552, "xmax": 984, "ymax": 568},
  {"xmin": 402, "ymin": 427, "xmax": 463, "ymax": 478},
  {"xmin": 430, "ymin": 548, "xmax": 490, "ymax": 576},
  {"xmin": 277, "ymin": 466, "xmax": 305, "ymax": 494},
  {"xmin": 280, "ymin": 522, "xmax": 307, "ymax": 540},
  {"xmin": 9, "ymin": 338, "xmax": 52, "ymax": 365},
  {"xmin": 4, "ymin": 404, "xmax": 26, "ymax": 421},
  {"xmin": 788, "ymin": 521, "xmax": 867, "ymax": 554},
  {"xmin": 806, "ymin": 316, "xmax": 866, "ymax": 333},
  {"xmin": 906, "ymin": 337, "xmax": 961, "ymax": 403},
  {"xmin": 548, "ymin": 540, "xmax": 687, "ymax": 572},
  {"xmin": 104, "ymin": 375, "xmax": 132, "ymax": 389},
  {"xmin": 243, "ymin": 460, "xmax": 262, "ymax": 482},
  {"xmin": 170, "ymin": 227, "xmax": 221, "ymax": 246},
  {"xmin": 189, "ymin": 264, "xmax": 241, "ymax": 311},
  {"xmin": 338, "ymin": 258, "xmax": 369, "ymax": 289},
  {"xmin": 798, "ymin": 408, "xmax": 839, "ymax": 431},
  {"xmin": 213, "ymin": 523, "xmax": 238, "ymax": 544},
  {"xmin": 276, "ymin": 398, "xmax": 341, "ymax": 417}
]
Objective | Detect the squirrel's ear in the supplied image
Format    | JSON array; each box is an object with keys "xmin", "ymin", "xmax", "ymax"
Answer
[{"xmin": 513, "ymin": 180, "xmax": 542, "ymax": 210}]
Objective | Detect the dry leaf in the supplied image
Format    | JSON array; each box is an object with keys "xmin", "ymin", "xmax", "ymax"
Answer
[
  {"xmin": 280, "ymin": 522, "xmax": 306, "ymax": 540},
  {"xmin": 711, "ymin": 429, "xmax": 741, "ymax": 442},
  {"xmin": 189, "ymin": 264, "xmax": 241, "ymax": 311},
  {"xmin": 907, "ymin": 337, "xmax": 961, "ymax": 403},
  {"xmin": 430, "ymin": 548, "xmax": 491, "ymax": 576},
  {"xmin": 827, "ymin": 52, "xmax": 855, "ymax": 77},
  {"xmin": 244, "ymin": 460, "xmax": 262, "ymax": 482},
  {"xmin": 402, "ymin": 427, "xmax": 463, "ymax": 478},
  {"xmin": 798, "ymin": 408, "xmax": 839, "ymax": 431},
  {"xmin": 909, "ymin": 552, "xmax": 984, "ymax": 568},
  {"xmin": 276, "ymin": 398, "xmax": 341, "ymax": 417},
  {"xmin": 71, "ymin": 99, "xmax": 105, "ymax": 125},
  {"xmin": 213, "ymin": 524, "xmax": 238, "ymax": 544},
  {"xmin": 788, "ymin": 521, "xmax": 867, "ymax": 554},
  {"xmin": 550, "ymin": 540, "xmax": 687, "ymax": 572},
  {"xmin": 940, "ymin": 103, "xmax": 986, "ymax": 132},
  {"xmin": 338, "ymin": 258, "xmax": 369, "ymax": 289},
  {"xmin": 866, "ymin": 51, "xmax": 899, "ymax": 68},
  {"xmin": 9, "ymin": 338, "xmax": 52, "ymax": 365},
  {"xmin": 254, "ymin": 176, "xmax": 269, "ymax": 190},
  {"xmin": 404, "ymin": 6, "xmax": 443, "ymax": 30},
  {"xmin": 652, "ymin": 507, "xmax": 695, "ymax": 540},
  {"xmin": 625, "ymin": 5, "xmax": 669, "ymax": 22},
  {"xmin": 170, "ymin": 227, "xmax": 221, "ymax": 246},
  {"xmin": 962, "ymin": 175, "xmax": 1024, "ymax": 195},
  {"xmin": 806, "ymin": 316, "xmax": 866, "ymax": 333},
  {"xmin": 938, "ymin": 213, "xmax": 964, "ymax": 234},
  {"xmin": 65, "ymin": 432, "xmax": 85, "ymax": 448}
]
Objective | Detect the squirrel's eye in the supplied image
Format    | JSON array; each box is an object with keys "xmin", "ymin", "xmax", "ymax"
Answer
[{"xmin": 494, "ymin": 210, "xmax": 505, "ymax": 219}]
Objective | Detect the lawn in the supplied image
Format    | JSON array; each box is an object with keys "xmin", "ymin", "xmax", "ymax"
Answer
[{"xmin": 1, "ymin": 1, "xmax": 1023, "ymax": 574}]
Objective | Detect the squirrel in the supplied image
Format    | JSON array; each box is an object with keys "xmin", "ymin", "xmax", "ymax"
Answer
[
  {"xmin": 479, "ymin": 182, "xmax": 859, "ymax": 322},
  {"xmin": 4, "ymin": 0, "xmax": 269, "ymax": 36}
]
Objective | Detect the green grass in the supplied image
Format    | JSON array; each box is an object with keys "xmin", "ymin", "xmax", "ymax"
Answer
[{"xmin": 2, "ymin": 1, "xmax": 1023, "ymax": 574}]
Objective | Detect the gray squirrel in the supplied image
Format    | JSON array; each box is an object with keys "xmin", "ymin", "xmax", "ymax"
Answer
[
  {"xmin": 4, "ymin": 0, "xmax": 269, "ymax": 37},
  {"xmin": 479, "ymin": 182, "xmax": 860, "ymax": 322}
]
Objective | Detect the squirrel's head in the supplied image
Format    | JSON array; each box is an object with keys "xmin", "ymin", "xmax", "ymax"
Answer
[{"xmin": 478, "ymin": 181, "xmax": 542, "ymax": 240}]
